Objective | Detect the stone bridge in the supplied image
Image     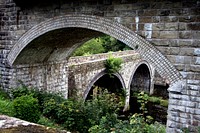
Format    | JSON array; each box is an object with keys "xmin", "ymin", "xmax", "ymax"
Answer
[
  {"xmin": 67, "ymin": 50, "xmax": 154, "ymax": 100},
  {"xmin": 0, "ymin": 0, "xmax": 200, "ymax": 132}
]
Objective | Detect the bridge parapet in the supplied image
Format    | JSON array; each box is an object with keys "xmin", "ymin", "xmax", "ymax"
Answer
[{"xmin": 68, "ymin": 50, "xmax": 137, "ymax": 65}]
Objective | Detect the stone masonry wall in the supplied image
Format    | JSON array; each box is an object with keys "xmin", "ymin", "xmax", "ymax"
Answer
[
  {"xmin": 0, "ymin": 0, "xmax": 199, "ymax": 89},
  {"xmin": 0, "ymin": 0, "xmax": 200, "ymax": 132},
  {"xmin": 10, "ymin": 61, "xmax": 68, "ymax": 98},
  {"xmin": 0, "ymin": 1, "xmax": 199, "ymax": 82}
]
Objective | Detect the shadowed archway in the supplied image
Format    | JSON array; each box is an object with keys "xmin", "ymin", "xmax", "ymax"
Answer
[
  {"xmin": 84, "ymin": 70, "xmax": 126, "ymax": 100},
  {"xmin": 86, "ymin": 74, "xmax": 124, "ymax": 100},
  {"xmin": 130, "ymin": 63, "xmax": 151, "ymax": 93}
]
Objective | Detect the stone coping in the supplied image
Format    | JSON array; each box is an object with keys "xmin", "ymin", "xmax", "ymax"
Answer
[{"xmin": 0, "ymin": 115, "xmax": 69, "ymax": 133}]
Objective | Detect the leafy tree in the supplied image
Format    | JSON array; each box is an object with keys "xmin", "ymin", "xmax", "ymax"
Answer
[
  {"xmin": 100, "ymin": 35, "xmax": 131, "ymax": 52},
  {"xmin": 72, "ymin": 35, "xmax": 132, "ymax": 56},
  {"xmin": 72, "ymin": 38, "xmax": 105, "ymax": 56}
]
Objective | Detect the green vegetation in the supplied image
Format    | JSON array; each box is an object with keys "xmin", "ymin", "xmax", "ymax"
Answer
[
  {"xmin": 104, "ymin": 55, "xmax": 123, "ymax": 77},
  {"xmin": 0, "ymin": 86, "xmax": 167, "ymax": 133},
  {"xmin": 72, "ymin": 35, "xmax": 132, "ymax": 56},
  {"xmin": 0, "ymin": 89, "xmax": 14, "ymax": 116},
  {"xmin": 13, "ymin": 95, "xmax": 41, "ymax": 123},
  {"xmin": 133, "ymin": 91, "xmax": 168, "ymax": 107}
]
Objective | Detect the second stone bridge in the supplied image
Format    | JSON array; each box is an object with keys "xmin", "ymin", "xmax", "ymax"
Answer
[{"xmin": 68, "ymin": 50, "xmax": 155, "ymax": 104}]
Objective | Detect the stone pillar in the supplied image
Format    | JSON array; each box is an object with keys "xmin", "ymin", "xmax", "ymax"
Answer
[{"xmin": 167, "ymin": 80, "xmax": 200, "ymax": 132}]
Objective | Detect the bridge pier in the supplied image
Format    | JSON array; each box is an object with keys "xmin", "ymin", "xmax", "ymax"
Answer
[{"xmin": 167, "ymin": 80, "xmax": 200, "ymax": 132}]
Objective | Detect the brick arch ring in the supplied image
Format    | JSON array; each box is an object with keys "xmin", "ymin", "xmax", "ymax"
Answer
[
  {"xmin": 7, "ymin": 14, "xmax": 182, "ymax": 85},
  {"xmin": 83, "ymin": 70, "xmax": 126, "ymax": 100}
]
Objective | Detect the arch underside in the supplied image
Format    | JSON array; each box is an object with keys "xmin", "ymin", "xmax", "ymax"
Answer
[
  {"xmin": 7, "ymin": 14, "xmax": 182, "ymax": 84},
  {"xmin": 130, "ymin": 64, "xmax": 151, "ymax": 93},
  {"xmin": 13, "ymin": 28, "xmax": 103, "ymax": 64},
  {"xmin": 86, "ymin": 74, "xmax": 124, "ymax": 100}
]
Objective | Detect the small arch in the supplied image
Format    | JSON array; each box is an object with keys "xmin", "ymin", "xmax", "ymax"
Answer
[
  {"xmin": 128, "ymin": 61, "xmax": 152, "ymax": 115},
  {"xmin": 84, "ymin": 70, "xmax": 126, "ymax": 100},
  {"xmin": 129, "ymin": 61, "xmax": 153, "ymax": 93}
]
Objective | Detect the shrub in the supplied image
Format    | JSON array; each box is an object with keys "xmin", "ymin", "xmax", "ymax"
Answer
[
  {"xmin": 11, "ymin": 86, "xmax": 31, "ymax": 99},
  {"xmin": 43, "ymin": 98, "xmax": 89, "ymax": 132},
  {"xmin": 104, "ymin": 55, "xmax": 123, "ymax": 77},
  {"xmin": 43, "ymin": 98, "xmax": 59, "ymax": 120},
  {"xmin": 0, "ymin": 88, "xmax": 10, "ymax": 100},
  {"xmin": 11, "ymin": 85, "xmax": 65, "ymax": 112},
  {"xmin": 88, "ymin": 113, "xmax": 120, "ymax": 133},
  {"xmin": 32, "ymin": 90, "xmax": 65, "ymax": 112},
  {"xmin": 43, "ymin": 89, "xmax": 124, "ymax": 133},
  {"xmin": 13, "ymin": 95, "xmax": 41, "ymax": 123},
  {"xmin": 0, "ymin": 99, "xmax": 14, "ymax": 116},
  {"xmin": 85, "ymin": 89, "xmax": 123, "ymax": 125},
  {"xmin": 61, "ymin": 100, "xmax": 88, "ymax": 132},
  {"xmin": 89, "ymin": 113, "xmax": 166, "ymax": 133}
]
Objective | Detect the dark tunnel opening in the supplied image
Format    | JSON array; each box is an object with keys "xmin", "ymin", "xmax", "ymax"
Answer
[{"xmin": 86, "ymin": 74, "xmax": 124, "ymax": 100}]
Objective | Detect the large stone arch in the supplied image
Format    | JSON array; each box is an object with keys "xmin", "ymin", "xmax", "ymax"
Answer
[
  {"xmin": 7, "ymin": 14, "xmax": 182, "ymax": 84},
  {"xmin": 83, "ymin": 70, "xmax": 126, "ymax": 100}
]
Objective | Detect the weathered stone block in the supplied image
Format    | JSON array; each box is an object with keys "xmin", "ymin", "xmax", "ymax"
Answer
[
  {"xmin": 160, "ymin": 31, "xmax": 178, "ymax": 39},
  {"xmin": 193, "ymin": 31, "xmax": 200, "ymax": 39},
  {"xmin": 118, "ymin": 11, "xmax": 136, "ymax": 17},
  {"xmin": 179, "ymin": 16, "xmax": 196, "ymax": 22},
  {"xmin": 174, "ymin": 64, "xmax": 185, "ymax": 71},
  {"xmin": 180, "ymin": 71, "xmax": 196, "ymax": 79},
  {"xmin": 190, "ymin": 65, "xmax": 200, "ymax": 72},
  {"xmin": 142, "ymin": 9, "xmax": 157, "ymax": 16},
  {"xmin": 160, "ymin": 16, "xmax": 178, "ymax": 22},
  {"xmin": 152, "ymin": 23, "xmax": 164, "ymax": 31},
  {"xmin": 172, "ymin": 8, "xmax": 190, "ymax": 16},
  {"xmin": 168, "ymin": 104, "xmax": 186, "ymax": 112},
  {"xmin": 179, "ymin": 48, "xmax": 194, "ymax": 56},
  {"xmin": 193, "ymin": 40, "xmax": 200, "ymax": 47},
  {"xmin": 194, "ymin": 57, "xmax": 200, "ymax": 65},
  {"xmin": 139, "ymin": 16, "xmax": 152, "ymax": 23},
  {"xmin": 179, "ymin": 40, "xmax": 193, "ymax": 47},
  {"xmin": 150, "ymin": 40, "xmax": 169, "ymax": 46},
  {"xmin": 188, "ymin": 23, "xmax": 200, "ymax": 30},
  {"xmin": 178, "ymin": 23, "xmax": 188, "ymax": 30},
  {"xmin": 114, "ymin": 4, "xmax": 133, "ymax": 11},
  {"xmin": 152, "ymin": 16, "xmax": 160, "ymax": 23},
  {"xmin": 179, "ymin": 31, "xmax": 192, "ymax": 39},
  {"xmin": 175, "ymin": 56, "xmax": 191, "ymax": 64},
  {"xmin": 151, "ymin": 31, "xmax": 160, "ymax": 38},
  {"xmin": 194, "ymin": 48, "xmax": 200, "ymax": 56},
  {"xmin": 150, "ymin": 2, "xmax": 162, "ymax": 9},
  {"xmin": 164, "ymin": 23, "xmax": 178, "ymax": 30}
]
